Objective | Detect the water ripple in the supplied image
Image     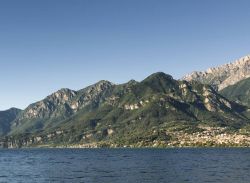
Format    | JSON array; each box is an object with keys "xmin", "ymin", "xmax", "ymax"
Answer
[{"xmin": 0, "ymin": 148, "xmax": 250, "ymax": 182}]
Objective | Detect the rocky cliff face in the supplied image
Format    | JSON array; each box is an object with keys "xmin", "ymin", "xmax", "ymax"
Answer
[
  {"xmin": 11, "ymin": 80, "xmax": 114, "ymax": 134},
  {"xmin": 20, "ymin": 81, "xmax": 114, "ymax": 119},
  {"xmin": 183, "ymin": 55, "xmax": 250, "ymax": 91}
]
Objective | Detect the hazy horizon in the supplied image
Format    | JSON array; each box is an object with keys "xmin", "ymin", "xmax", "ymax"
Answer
[{"xmin": 1, "ymin": 0, "xmax": 250, "ymax": 110}]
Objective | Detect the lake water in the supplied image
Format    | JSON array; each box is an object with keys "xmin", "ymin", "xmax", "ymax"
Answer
[{"xmin": 0, "ymin": 148, "xmax": 250, "ymax": 183}]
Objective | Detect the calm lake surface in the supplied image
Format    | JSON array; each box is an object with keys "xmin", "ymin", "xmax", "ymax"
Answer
[{"xmin": 0, "ymin": 148, "xmax": 250, "ymax": 183}]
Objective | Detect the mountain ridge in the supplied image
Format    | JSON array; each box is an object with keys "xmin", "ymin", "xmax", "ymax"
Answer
[
  {"xmin": 1, "ymin": 72, "xmax": 249, "ymax": 148},
  {"xmin": 0, "ymin": 108, "xmax": 22, "ymax": 136},
  {"xmin": 183, "ymin": 55, "xmax": 250, "ymax": 90}
]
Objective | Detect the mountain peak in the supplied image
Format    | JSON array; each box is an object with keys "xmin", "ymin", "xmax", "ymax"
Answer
[
  {"xmin": 143, "ymin": 72, "xmax": 173, "ymax": 82},
  {"xmin": 1, "ymin": 108, "xmax": 21, "ymax": 113},
  {"xmin": 82, "ymin": 80, "xmax": 114, "ymax": 93},
  {"xmin": 0, "ymin": 108, "xmax": 22, "ymax": 136},
  {"xmin": 234, "ymin": 55, "xmax": 250, "ymax": 65},
  {"xmin": 95, "ymin": 80, "xmax": 114, "ymax": 86},
  {"xmin": 127, "ymin": 79, "xmax": 138, "ymax": 85},
  {"xmin": 183, "ymin": 54, "xmax": 250, "ymax": 90},
  {"xmin": 50, "ymin": 88, "xmax": 77, "ymax": 101},
  {"xmin": 57, "ymin": 88, "xmax": 75, "ymax": 93}
]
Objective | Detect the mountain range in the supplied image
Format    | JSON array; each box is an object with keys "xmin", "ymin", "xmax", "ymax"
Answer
[{"xmin": 1, "ymin": 55, "xmax": 250, "ymax": 148}]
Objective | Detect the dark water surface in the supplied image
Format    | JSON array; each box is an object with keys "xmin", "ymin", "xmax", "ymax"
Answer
[{"xmin": 0, "ymin": 148, "xmax": 250, "ymax": 183}]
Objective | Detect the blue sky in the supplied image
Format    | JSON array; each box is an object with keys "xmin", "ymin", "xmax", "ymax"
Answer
[{"xmin": 0, "ymin": 0, "xmax": 250, "ymax": 110}]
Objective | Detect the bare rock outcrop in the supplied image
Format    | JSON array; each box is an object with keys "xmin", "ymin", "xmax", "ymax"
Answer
[{"xmin": 183, "ymin": 55, "xmax": 250, "ymax": 90}]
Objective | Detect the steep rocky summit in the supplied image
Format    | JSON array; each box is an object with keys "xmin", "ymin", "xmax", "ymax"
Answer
[{"xmin": 183, "ymin": 55, "xmax": 250, "ymax": 91}]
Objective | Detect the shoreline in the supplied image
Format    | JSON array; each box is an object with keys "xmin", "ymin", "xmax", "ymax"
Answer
[{"xmin": 3, "ymin": 144, "xmax": 250, "ymax": 149}]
